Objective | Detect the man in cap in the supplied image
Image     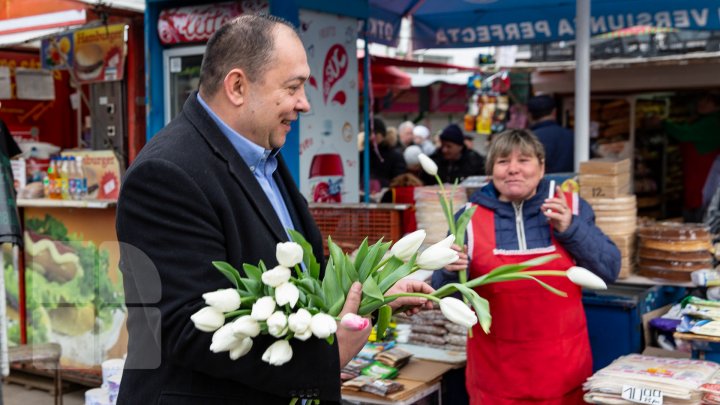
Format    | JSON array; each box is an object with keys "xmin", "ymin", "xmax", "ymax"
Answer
[
  {"xmin": 527, "ymin": 94, "xmax": 574, "ymax": 173},
  {"xmin": 423, "ymin": 123, "xmax": 485, "ymax": 184}
]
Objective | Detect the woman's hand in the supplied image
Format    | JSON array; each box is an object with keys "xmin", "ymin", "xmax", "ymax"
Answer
[
  {"xmin": 542, "ymin": 185, "xmax": 572, "ymax": 232},
  {"xmin": 445, "ymin": 243, "xmax": 469, "ymax": 273}
]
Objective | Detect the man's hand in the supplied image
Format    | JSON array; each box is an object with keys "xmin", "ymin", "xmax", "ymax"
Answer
[
  {"xmin": 336, "ymin": 282, "xmax": 371, "ymax": 367},
  {"xmin": 385, "ymin": 279, "xmax": 435, "ymax": 315}
]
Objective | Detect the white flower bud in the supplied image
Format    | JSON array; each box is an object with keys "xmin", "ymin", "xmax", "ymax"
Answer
[
  {"xmin": 229, "ymin": 337, "xmax": 253, "ymax": 360},
  {"xmin": 262, "ymin": 340, "xmax": 293, "ymax": 366},
  {"xmin": 567, "ymin": 266, "xmax": 607, "ymax": 290},
  {"xmin": 435, "ymin": 234, "xmax": 456, "ymax": 249},
  {"xmin": 390, "ymin": 230, "xmax": 426, "ymax": 261},
  {"xmin": 418, "ymin": 153, "xmax": 438, "ymax": 176},
  {"xmin": 210, "ymin": 324, "xmax": 240, "ymax": 353},
  {"xmin": 288, "ymin": 308, "xmax": 312, "ymax": 334},
  {"xmin": 416, "ymin": 245, "xmax": 459, "ymax": 270},
  {"xmin": 231, "ymin": 315, "xmax": 260, "ymax": 338},
  {"xmin": 261, "ymin": 266, "xmax": 292, "ymax": 288},
  {"xmin": 310, "ymin": 313, "xmax": 337, "ymax": 339},
  {"xmin": 202, "ymin": 289, "xmax": 241, "ymax": 313},
  {"xmin": 276, "ymin": 242, "xmax": 304, "ymax": 268},
  {"xmin": 267, "ymin": 311, "xmax": 288, "ymax": 337},
  {"xmin": 293, "ymin": 328, "xmax": 313, "ymax": 341},
  {"xmin": 190, "ymin": 306, "xmax": 225, "ymax": 332},
  {"xmin": 439, "ymin": 297, "xmax": 478, "ymax": 329},
  {"xmin": 251, "ymin": 296, "xmax": 276, "ymax": 321},
  {"xmin": 275, "ymin": 282, "xmax": 300, "ymax": 308}
]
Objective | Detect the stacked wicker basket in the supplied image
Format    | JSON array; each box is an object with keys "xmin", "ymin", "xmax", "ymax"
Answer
[{"xmin": 579, "ymin": 158, "xmax": 637, "ymax": 278}]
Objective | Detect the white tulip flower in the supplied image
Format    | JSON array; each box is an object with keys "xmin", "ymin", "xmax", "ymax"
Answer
[
  {"xmin": 202, "ymin": 288, "xmax": 241, "ymax": 313},
  {"xmin": 275, "ymin": 282, "xmax": 300, "ymax": 308},
  {"xmin": 229, "ymin": 337, "xmax": 253, "ymax": 360},
  {"xmin": 439, "ymin": 297, "xmax": 478, "ymax": 329},
  {"xmin": 190, "ymin": 306, "xmax": 225, "ymax": 332},
  {"xmin": 276, "ymin": 242, "xmax": 304, "ymax": 268},
  {"xmin": 210, "ymin": 324, "xmax": 240, "ymax": 353},
  {"xmin": 288, "ymin": 308, "xmax": 312, "ymax": 334},
  {"xmin": 251, "ymin": 296, "xmax": 276, "ymax": 321},
  {"xmin": 416, "ymin": 245, "xmax": 459, "ymax": 270},
  {"xmin": 267, "ymin": 311, "xmax": 289, "ymax": 337},
  {"xmin": 293, "ymin": 328, "xmax": 313, "ymax": 341},
  {"xmin": 231, "ymin": 315, "xmax": 260, "ymax": 338},
  {"xmin": 261, "ymin": 266, "xmax": 292, "ymax": 288},
  {"xmin": 310, "ymin": 313, "xmax": 337, "ymax": 339},
  {"xmin": 434, "ymin": 234, "xmax": 456, "ymax": 249},
  {"xmin": 390, "ymin": 230, "xmax": 426, "ymax": 261},
  {"xmin": 567, "ymin": 266, "xmax": 607, "ymax": 290},
  {"xmin": 262, "ymin": 340, "xmax": 293, "ymax": 366},
  {"xmin": 418, "ymin": 153, "xmax": 438, "ymax": 176}
]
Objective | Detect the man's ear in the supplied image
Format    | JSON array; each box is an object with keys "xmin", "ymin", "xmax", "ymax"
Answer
[{"xmin": 223, "ymin": 68, "xmax": 247, "ymax": 107}]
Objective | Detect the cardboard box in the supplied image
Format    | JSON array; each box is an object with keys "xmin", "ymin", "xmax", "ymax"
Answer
[
  {"xmin": 62, "ymin": 150, "xmax": 122, "ymax": 201},
  {"xmin": 579, "ymin": 158, "xmax": 631, "ymax": 175}
]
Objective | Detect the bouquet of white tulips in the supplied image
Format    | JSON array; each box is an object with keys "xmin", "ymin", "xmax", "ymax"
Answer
[{"xmin": 190, "ymin": 228, "xmax": 607, "ymax": 369}]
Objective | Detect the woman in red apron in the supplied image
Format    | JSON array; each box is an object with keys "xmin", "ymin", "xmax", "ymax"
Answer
[{"xmin": 432, "ymin": 129, "xmax": 621, "ymax": 404}]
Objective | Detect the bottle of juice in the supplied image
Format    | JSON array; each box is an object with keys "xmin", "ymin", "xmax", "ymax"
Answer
[{"xmin": 46, "ymin": 157, "xmax": 59, "ymax": 199}]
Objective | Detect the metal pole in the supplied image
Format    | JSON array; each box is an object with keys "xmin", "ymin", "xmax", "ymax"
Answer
[
  {"xmin": 362, "ymin": 31, "xmax": 371, "ymax": 203},
  {"xmin": 574, "ymin": 0, "xmax": 591, "ymax": 170}
]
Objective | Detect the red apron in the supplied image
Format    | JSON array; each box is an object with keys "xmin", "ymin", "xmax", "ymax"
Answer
[{"xmin": 465, "ymin": 203, "xmax": 592, "ymax": 405}]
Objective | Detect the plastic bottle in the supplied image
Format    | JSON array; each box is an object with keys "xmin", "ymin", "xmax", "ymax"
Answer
[
  {"xmin": 76, "ymin": 156, "xmax": 87, "ymax": 200},
  {"xmin": 68, "ymin": 156, "xmax": 79, "ymax": 200},
  {"xmin": 46, "ymin": 157, "xmax": 59, "ymax": 199},
  {"xmin": 59, "ymin": 156, "xmax": 70, "ymax": 200}
]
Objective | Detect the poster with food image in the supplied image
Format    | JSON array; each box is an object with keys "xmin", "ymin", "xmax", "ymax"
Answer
[
  {"xmin": 40, "ymin": 34, "xmax": 74, "ymax": 70},
  {"xmin": 7, "ymin": 209, "xmax": 127, "ymax": 368},
  {"xmin": 72, "ymin": 24, "xmax": 126, "ymax": 83}
]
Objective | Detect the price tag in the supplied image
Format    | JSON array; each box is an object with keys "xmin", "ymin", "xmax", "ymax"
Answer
[
  {"xmin": 170, "ymin": 57, "xmax": 182, "ymax": 73},
  {"xmin": 622, "ymin": 385, "xmax": 663, "ymax": 404}
]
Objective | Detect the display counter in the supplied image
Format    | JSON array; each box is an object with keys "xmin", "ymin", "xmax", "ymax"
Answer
[{"xmin": 12, "ymin": 198, "xmax": 125, "ymax": 385}]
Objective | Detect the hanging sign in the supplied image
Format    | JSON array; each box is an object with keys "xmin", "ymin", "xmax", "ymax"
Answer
[
  {"xmin": 157, "ymin": 0, "xmax": 268, "ymax": 45},
  {"xmin": 72, "ymin": 24, "xmax": 127, "ymax": 83},
  {"xmin": 40, "ymin": 33, "xmax": 74, "ymax": 70}
]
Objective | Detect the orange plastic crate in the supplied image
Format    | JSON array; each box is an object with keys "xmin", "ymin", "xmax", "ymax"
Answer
[{"xmin": 309, "ymin": 203, "xmax": 409, "ymax": 256}]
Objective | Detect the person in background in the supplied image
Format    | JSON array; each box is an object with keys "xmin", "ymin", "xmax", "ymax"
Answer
[
  {"xmin": 658, "ymin": 92, "xmax": 720, "ymax": 222},
  {"xmin": 116, "ymin": 15, "xmax": 433, "ymax": 404},
  {"xmin": 423, "ymin": 124, "xmax": 485, "ymax": 184},
  {"xmin": 358, "ymin": 117, "xmax": 407, "ymax": 194},
  {"xmin": 433, "ymin": 129, "xmax": 620, "ymax": 405},
  {"xmin": 0, "ymin": 102, "xmax": 22, "ymax": 160},
  {"xmin": 397, "ymin": 120, "xmax": 415, "ymax": 151},
  {"xmin": 403, "ymin": 144, "xmax": 425, "ymax": 181},
  {"xmin": 527, "ymin": 94, "xmax": 574, "ymax": 173},
  {"xmin": 413, "ymin": 125, "xmax": 436, "ymax": 155}
]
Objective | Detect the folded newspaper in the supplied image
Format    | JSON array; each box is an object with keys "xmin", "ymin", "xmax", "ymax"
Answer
[{"xmin": 583, "ymin": 354, "xmax": 719, "ymax": 404}]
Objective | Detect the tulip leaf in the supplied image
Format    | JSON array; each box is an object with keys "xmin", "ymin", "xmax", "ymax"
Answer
[
  {"xmin": 242, "ymin": 263, "xmax": 262, "ymax": 282},
  {"xmin": 353, "ymin": 238, "xmax": 370, "ymax": 270},
  {"xmin": 437, "ymin": 192, "xmax": 456, "ymax": 236},
  {"xmin": 322, "ymin": 257, "xmax": 343, "ymax": 308},
  {"xmin": 212, "ymin": 261, "xmax": 241, "ymax": 289},
  {"xmin": 358, "ymin": 240, "xmax": 391, "ymax": 282},
  {"xmin": 362, "ymin": 276, "xmax": 385, "ymax": 303},
  {"xmin": 328, "ymin": 237, "xmax": 345, "ymax": 277},
  {"xmin": 343, "ymin": 254, "xmax": 359, "ymax": 284},
  {"xmin": 482, "ymin": 254, "xmax": 561, "ymax": 281},
  {"xmin": 486, "ymin": 273, "xmax": 568, "ymax": 297},
  {"xmin": 238, "ymin": 277, "xmax": 262, "ymax": 296},
  {"xmin": 375, "ymin": 305, "xmax": 392, "ymax": 340},
  {"xmin": 377, "ymin": 259, "xmax": 416, "ymax": 294},
  {"xmin": 374, "ymin": 256, "xmax": 404, "ymax": 285},
  {"xmin": 452, "ymin": 283, "xmax": 491, "ymax": 334},
  {"xmin": 298, "ymin": 277, "xmax": 317, "ymax": 295},
  {"xmin": 288, "ymin": 229, "xmax": 321, "ymax": 280},
  {"xmin": 454, "ymin": 205, "xmax": 477, "ymax": 246},
  {"xmin": 328, "ymin": 295, "xmax": 346, "ymax": 317},
  {"xmin": 326, "ymin": 334, "xmax": 335, "ymax": 345},
  {"xmin": 358, "ymin": 296, "xmax": 384, "ymax": 316}
]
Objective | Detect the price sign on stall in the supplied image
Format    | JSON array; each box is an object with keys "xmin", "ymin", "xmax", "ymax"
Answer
[{"xmin": 622, "ymin": 385, "xmax": 663, "ymax": 404}]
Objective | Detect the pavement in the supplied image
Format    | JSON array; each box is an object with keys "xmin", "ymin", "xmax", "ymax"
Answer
[{"xmin": 2, "ymin": 380, "xmax": 84, "ymax": 405}]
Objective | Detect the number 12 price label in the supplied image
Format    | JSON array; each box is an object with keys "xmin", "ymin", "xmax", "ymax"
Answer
[{"xmin": 622, "ymin": 385, "xmax": 663, "ymax": 404}]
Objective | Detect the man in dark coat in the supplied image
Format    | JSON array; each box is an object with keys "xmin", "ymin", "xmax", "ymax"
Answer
[
  {"xmin": 527, "ymin": 94, "xmax": 574, "ymax": 173},
  {"xmin": 424, "ymin": 124, "xmax": 485, "ymax": 184},
  {"xmin": 116, "ymin": 15, "xmax": 431, "ymax": 405}
]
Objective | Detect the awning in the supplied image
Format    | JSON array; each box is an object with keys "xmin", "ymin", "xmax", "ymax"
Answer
[{"xmin": 0, "ymin": 9, "xmax": 87, "ymax": 47}]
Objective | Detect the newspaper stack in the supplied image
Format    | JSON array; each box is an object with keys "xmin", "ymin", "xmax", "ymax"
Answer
[
  {"xmin": 583, "ymin": 354, "xmax": 719, "ymax": 404},
  {"xmin": 395, "ymin": 308, "xmax": 467, "ymax": 352}
]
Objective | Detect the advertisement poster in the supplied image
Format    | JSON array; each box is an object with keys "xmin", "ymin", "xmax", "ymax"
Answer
[
  {"xmin": 40, "ymin": 33, "xmax": 74, "ymax": 71},
  {"xmin": 72, "ymin": 24, "xmax": 126, "ymax": 83},
  {"xmin": 299, "ymin": 10, "xmax": 359, "ymax": 204},
  {"xmin": 8, "ymin": 208, "xmax": 127, "ymax": 368}
]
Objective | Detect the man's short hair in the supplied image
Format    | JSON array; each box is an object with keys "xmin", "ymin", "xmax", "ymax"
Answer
[
  {"xmin": 527, "ymin": 95, "xmax": 556, "ymax": 121},
  {"xmin": 199, "ymin": 14, "xmax": 296, "ymax": 97},
  {"xmin": 373, "ymin": 118, "xmax": 387, "ymax": 137}
]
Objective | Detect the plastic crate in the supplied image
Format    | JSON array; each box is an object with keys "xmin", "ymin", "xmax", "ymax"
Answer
[
  {"xmin": 582, "ymin": 285, "xmax": 688, "ymax": 371},
  {"xmin": 309, "ymin": 203, "xmax": 407, "ymax": 256}
]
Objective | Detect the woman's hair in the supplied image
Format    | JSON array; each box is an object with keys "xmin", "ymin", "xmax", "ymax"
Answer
[
  {"xmin": 384, "ymin": 127, "xmax": 399, "ymax": 147},
  {"xmin": 485, "ymin": 129, "xmax": 545, "ymax": 174}
]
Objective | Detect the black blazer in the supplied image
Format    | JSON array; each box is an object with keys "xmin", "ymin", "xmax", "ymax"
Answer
[{"xmin": 116, "ymin": 92, "xmax": 338, "ymax": 404}]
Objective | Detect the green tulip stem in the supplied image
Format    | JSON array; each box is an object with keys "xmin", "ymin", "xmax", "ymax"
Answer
[
  {"xmin": 435, "ymin": 174, "xmax": 456, "ymax": 236},
  {"xmin": 293, "ymin": 264, "xmax": 303, "ymax": 278},
  {"xmin": 383, "ymin": 292, "xmax": 441, "ymax": 305},
  {"xmin": 223, "ymin": 309, "xmax": 251, "ymax": 319},
  {"xmin": 375, "ymin": 256, "xmax": 393, "ymax": 272}
]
